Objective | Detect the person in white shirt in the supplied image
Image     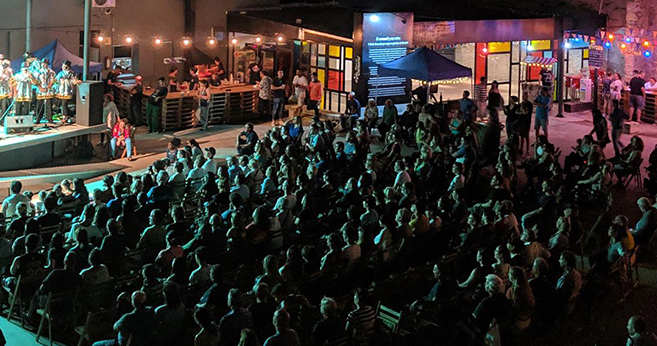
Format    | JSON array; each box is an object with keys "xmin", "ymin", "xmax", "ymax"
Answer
[
  {"xmin": 610, "ymin": 72, "xmax": 625, "ymax": 100},
  {"xmin": 292, "ymin": 68, "xmax": 308, "ymax": 117},
  {"xmin": 189, "ymin": 247, "xmax": 212, "ymax": 286},
  {"xmin": 186, "ymin": 156, "xmax": 206, "ymax": 192},
  {"xmin": 230, "ymin": 174, "xmax": 250, "ymax": 201},
  {"xmin": 168, "ymin": 162, "xmax": 186, "ymax": 197},
  {"xmin": 274, "ymin": 180, "xmax": 297, "ymax": 211},
  {"xmin": 201, "ymin": 147, "xmax": 219, "ymax": 174},
  {"xmin": 645, "ymin": 77, "xmax": 657, "ymax": 91},
  {"xmin": 393, "ymin": 160, "xmax": 411, "ymax": 191},
  {"xmin": 1, "ymin": 181, "xmax": 32, "ymax": 218},
  {"xmin": 80, "ymin": 248, "xmax": 110, "ymax": 285}
]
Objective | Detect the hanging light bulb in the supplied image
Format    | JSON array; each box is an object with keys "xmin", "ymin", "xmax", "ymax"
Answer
[{"xmin": 256, "ymin": 37, "xmax": 262, "ymax": 43}]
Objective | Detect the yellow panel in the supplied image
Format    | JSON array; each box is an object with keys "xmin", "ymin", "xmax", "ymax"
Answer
[
  {"xmin": 329, "ymin": 45, "xmax": 340, "ymax": 57},
  {"xmin": 318, "ymin": 69, "xmax": 326, "ymax": 108},
  {"xmin": 583, "ymin": 49, "xmax": 589, "ymax": 58},
  {"xmin": 345, "ymin": 47, "xmax": 353, "ymax": 59},
  {"xmin": 488, "ymin": 42, "xmax": 510, "ymax": 53},
  {"xmin": 530, "ymin": 40, "xmax": 551, "ymax": 50}
]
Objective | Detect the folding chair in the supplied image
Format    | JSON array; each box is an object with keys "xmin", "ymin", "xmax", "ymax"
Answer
[
  {"xmin": 375, "ymin": 302, "xmax": 402, "ymax": 334},
  {"xmin": 623, "ymin": 158, "xmax": 644, "ymax": 189},
  {"xmin": 36, "ymin": 290, "xmax": 77, "ymax": 346},
  {"xmin": 3, "ymin": 275, "xmax": 24, "ymax": 327},
  {"xmin": 75, "ymin": 308, "xmax": 118, "ymax": 346}
]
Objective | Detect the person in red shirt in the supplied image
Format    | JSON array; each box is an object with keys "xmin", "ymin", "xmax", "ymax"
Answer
[
  {"xmin": 110, "ymin": 117, "xmax": 134, "ymax": 161},
  {"xmin": 308, "ymin": 72, "xmax": 323, "ymax": 122}
]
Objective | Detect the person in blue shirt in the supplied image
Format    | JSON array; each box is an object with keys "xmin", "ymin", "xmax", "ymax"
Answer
[
  {"xmin": 533, "ymin": 87, "xmax": 551, "ymax": 139},
  {"xmin": 342, "ymin": 92, "xmax": 361, "ymax": 131},
  {"xmin": 459, "ymin": 90, "xmax": 478, "ymax": 125}
]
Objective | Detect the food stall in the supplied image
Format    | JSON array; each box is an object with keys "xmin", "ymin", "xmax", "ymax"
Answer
[{"xmin": 115, "ymin": 84, "xmax": 259, "ymax": 131}]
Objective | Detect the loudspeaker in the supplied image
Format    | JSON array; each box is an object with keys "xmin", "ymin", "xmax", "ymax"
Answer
[
  {"xmin": 76, "ymin": 81, "xmax": 104, "ymax": 126},
  {"xmin": 4, "ymin": 115, "xmax": 34, "ymax": 134}
]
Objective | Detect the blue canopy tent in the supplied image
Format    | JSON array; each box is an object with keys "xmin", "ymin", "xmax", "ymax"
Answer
[
  {"xmin": 378, "ymin": 46, "xmax": 472, "ymax": 82},
  {"xmin": 11, "ymin": 39, "xmax": 102, "ymax": 75}
]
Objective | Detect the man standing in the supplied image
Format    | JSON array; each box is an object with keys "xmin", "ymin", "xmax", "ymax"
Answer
[
  {"xmin": 0, "ymin": 60, "xmax": 13, "ymax": 117},
  {"xmin": 540, "ymin": 67, "xmax": 554, "ymax": 110},
  {"xmin": 146, "ymin": 77, "xmax": 168, "ymax": 133},
  {"xmin": 308, "ymin": 72, "xmax": 323, "ymax": 122},
  {"xmin": 459, "ymin": 90, "xmax": 477, "ymax": 125},
  {"xmin": 629, "ymin": 70, "xmax": 646, "ymax": 122},
  {"xmin": 257, "ymin": 70, "xmax": 273, "ymax": 123},
  {"xmin": 197, "ymin": 80, "xmax": 210, "ymax": 131},
  {"xmin": 13, "ymin": 63, "xmax": 33, "ymax": 116},
  {"xmin": 474, "ymin": 76, "xmax": 487, "ymax": 120},
  {"xmin": 271, "ymin": 69, "xmax": 287, "ymax": 125},
  {"xmin": 533, "ymin": 87, "xmax": 550, "ymax": 139},
  {"xmin": 104, "ymin": 65, "xmax": 123, "ymax": 99},
  {"xmin": 292, "ymin": 69, "xmax": 308, "ymax": 117},
  {"xmin": 609, "ymin": 99, "xmax": 627, "ymax": 157},
  {"xmin": 34, "ymin": 59, "xmax": 56, "ymax": 125},
  {"xmin": 129, "ymin": 76, "xmax": 144, "ymax": 126},
  {"xmin": 55, "ymin": 60, "xmax": 78, "ymax": 124}
]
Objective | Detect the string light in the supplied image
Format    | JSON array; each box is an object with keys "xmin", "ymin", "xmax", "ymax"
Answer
[
  {"xmin": 621, "ymin": 43, "xmax": 627, "ymax": 49},
  {"xmin": 604, "ymin": 41, "xmax": 611, "ymax": 48},
  {"xmin": 277, "ymin": 36, "xmax": 284, "ymax": 42},
  {"xmin": 644, "ymin": 40, "xmax": 650, "ymax": 47},
  {"xmin": 231, "ymin": 38, "xmax": 238, "ymax": 45},
  {"xmin": 608, "ymin": 34, "xmax": 614, "ymax": 40},
  {"xmin": 645, "ymin": 51, "xmax": 652, "ymax": 57},
  {"xmin": 625, "ymin": 37, "xmax": 632, "ymax": 43}
]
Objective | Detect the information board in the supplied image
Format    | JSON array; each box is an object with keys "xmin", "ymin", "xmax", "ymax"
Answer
[{"xmin": 362, "ymin": 13, "xmax": 414, "ymax": 104}]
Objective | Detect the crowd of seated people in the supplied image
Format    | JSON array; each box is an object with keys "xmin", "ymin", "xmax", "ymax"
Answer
[{"xmin": 0, "ymin": 102, "xmax": 655, "ymax": 346}]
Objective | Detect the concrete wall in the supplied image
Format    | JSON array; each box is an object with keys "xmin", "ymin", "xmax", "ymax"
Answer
[{"xmin": 0, "ymin": 0, "xmax": 276, "ymax": 86}]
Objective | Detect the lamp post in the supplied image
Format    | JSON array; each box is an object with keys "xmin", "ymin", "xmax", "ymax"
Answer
[
  {"xmin": 83, "ymin": 0, "xmax": 91, "ymax": 80},
  {"xmin": 25, "ymin": 0, "xmax": 32, "ymax": 52}
]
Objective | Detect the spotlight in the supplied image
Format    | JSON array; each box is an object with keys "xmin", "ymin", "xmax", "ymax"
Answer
[
  {"xmin": 124, "ymin": 36, "xmax": 133, "ymax": 44},
  {"xmin": 231, "ymin": 38, "xmax": 238, "ymax": 45},
  {"xmin": 256, "ymin": 37, "xmax": 262, "ymax": 43},
  {"xmin": 625, "ymin": 37, "xmax": 632, "ymax": 43},
  {"xmin": 153, "ymin": 37, "xmax": 163, "ymax": 46},
  {"xmin": 277, "ymin": 36, "xmax": 284, "ymax": 42},
  {"xmin": 644, "ymin": 51, "xmax": 651, "ymax": 57},
  {"xmin": 370, "ymin": 14, "xmax": 380, "ymax": 23},
  {"xmin": 96, "ymin": 35, "xmax": 105, "ymax": 43}
]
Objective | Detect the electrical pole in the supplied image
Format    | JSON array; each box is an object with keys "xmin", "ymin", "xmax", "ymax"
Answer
[
  {"xmin": 25, "ymin": 0, "xmax": 32, "ymax": 52},
  {"xmin": 83, "ymin": 0, "xmax": 91, "ymax": 80}
]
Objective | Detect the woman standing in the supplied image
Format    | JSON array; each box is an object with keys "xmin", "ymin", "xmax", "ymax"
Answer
[{"xmin": 197, "ymin": 80, "xmax": 210, "ymax": 131}]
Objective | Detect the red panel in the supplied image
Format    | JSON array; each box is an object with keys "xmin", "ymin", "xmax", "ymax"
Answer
[
  {"xmin": 475, "ymin": 43, "xmax": 487, "ymax": 82},
  {"xmin": 328, "ymin": 70, "xmax": 342, "ymax": 91},
  {"xmin": 528, "ymin": 52, "xmax": 543, "ymax": 80}
]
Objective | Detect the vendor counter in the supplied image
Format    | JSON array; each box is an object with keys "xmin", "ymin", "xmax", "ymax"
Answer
[
  {"xmin": 115, "ymin": 84, "xmax": 258, "ymax": 130},
  {"xmin": 596, "ymin": 83, "xmax": 657, "ymax": 123}
]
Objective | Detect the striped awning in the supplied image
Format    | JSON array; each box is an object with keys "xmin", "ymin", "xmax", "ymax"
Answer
[{"xmin": 521, "ymin": 56, "xmax": 557, "ymax": 66}]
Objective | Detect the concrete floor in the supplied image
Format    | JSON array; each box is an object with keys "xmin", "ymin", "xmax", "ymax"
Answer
[{"xmin": 4, "ymin": 108, "xmax": 657, "ymax": 345}]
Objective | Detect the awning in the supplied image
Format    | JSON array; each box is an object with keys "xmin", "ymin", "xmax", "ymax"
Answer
[{"xmin": 521, "ymin": 56, "xmax": 556, "ymax": 67}]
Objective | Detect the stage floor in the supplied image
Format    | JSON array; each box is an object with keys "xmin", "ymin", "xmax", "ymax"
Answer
[{"xmin": 0, "ymin": 123, "xmax": 106, "ymax": 154}]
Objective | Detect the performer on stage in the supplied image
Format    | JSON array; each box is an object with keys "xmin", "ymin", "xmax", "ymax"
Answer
[
  {"xmin": 12, "ymin": 63, "xmax": 33, "ymax": 116},
  {"xmin": 0, "ymin": 60, "xmax": 12, "ymax": 117},
  {"xmin": 33, "ymin": 58, "xmax": 56, "ymax": 125},
  {"xmin": 55, "ymin": 60, "xmax": 78, "ymax": 124}
]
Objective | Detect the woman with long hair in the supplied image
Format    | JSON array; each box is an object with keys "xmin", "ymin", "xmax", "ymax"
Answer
[{"xmin": 506, "ymin": 266, "xmax": 535, "ymax": 331}]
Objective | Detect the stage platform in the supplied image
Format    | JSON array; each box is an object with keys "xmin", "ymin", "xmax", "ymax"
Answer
[{"xmin": 0, "ymin": 124, "xmax": 106, "ymax": 171}]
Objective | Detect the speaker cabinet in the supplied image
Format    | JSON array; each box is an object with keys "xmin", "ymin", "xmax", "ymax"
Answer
[
  {"xmin": 76, "ymin": 81, "xmax": 104, "ymax": 126},
  {"xmin": 4, "ymin": 115, "xmax": 34, "ymax": 134}
]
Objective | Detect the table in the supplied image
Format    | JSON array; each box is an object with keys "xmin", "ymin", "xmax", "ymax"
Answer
[
  {"xmin": 596, "ymin": 83, "xmax": 657, "ymax": 123},
  {"xmin": 115, "ymin": 84, "xmax": 259, "ymax": 130}
]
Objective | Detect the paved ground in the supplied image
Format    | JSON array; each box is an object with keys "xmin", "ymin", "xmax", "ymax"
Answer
[{"xmin": 4, "ymin": 108, "xmax": 657, "ymax": 345}]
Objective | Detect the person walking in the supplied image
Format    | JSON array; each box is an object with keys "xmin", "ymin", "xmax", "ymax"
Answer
[
  {"xmin": 609, "ymin": 99, "xmax": 627, "ymax": 157},
  {"xmin": 146, "ymin": 77, "xmax": 168, "ymax": 133},
  {"xmin": 197, "ymin": 80, "xmax": 210, "ymax": 131},
  {"xmin": 308, "ymin": 72, "xmax": 323, "ymax": 122},
  {"xmin": 271, "ymin": 69, "xmax": 287, "ymax": 125},
  {"xmin": 533, "ymin": 87, "xmax": 550, "ymax": 139}
]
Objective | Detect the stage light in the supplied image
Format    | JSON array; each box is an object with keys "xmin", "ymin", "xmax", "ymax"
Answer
[
  {"xmin": 644, "ymin": 40, "xmax": 650, "ymax": 47},
  {"xmin": 644, "ymin": 51, "xmax": 651, "ymax": 57},
  {"xmin": 124, "ymin": 36, "xmax": 133, "ymax": 44},
  {"xmin": 621, "ymin": 43, "xmax": 627, "ymax": 49},
  {"xmin": 182, "ymin": 38, "xmax": 192, "ymax": 47},
  {"xmin": 256, "ymin": 37, "xmax": 262, "ymax": 43},
  {"xmin": 277, "ymin": 36, "xmax": 284, "ymax": 42},
  {"xmin": 604, "ymin": 41, "xmax": 611, "ymax": 48},
  {"xmin": 153, "ymin": 38, "xmax": 163, "ymax": 46},
  {"xmin": 96, "ymin": 35, "xmax": 105, "ymax": 43},
  {"xmin": 231, "ymin": 38, "xmax": 238, "ymax": 45},
  {"xmin": 370, "ymin": 14, "xmax": 380, "ymax": 23},
  {"xmin": 207, "ymin": 38, "xmax": 217, "ymax": 46},
  {"xmin": 608, "ymin": 34, "xmax": 614, "ymax": 40}
]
